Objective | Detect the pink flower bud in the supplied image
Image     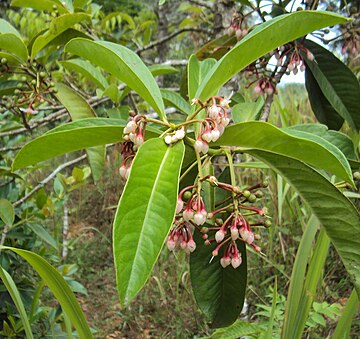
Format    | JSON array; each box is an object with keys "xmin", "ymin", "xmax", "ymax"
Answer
[
  {"xmin": 180, "ymin": 240, "xmax": 187, "ymax": 250},
  {"xmin": 183, "ymin": 208, "xmax": 194, "ymax": 221},
  {"xmin": 306, "ymin": 50, "xmax": 314, "ymax": 61},
  {"xmin": 134, "ymin": 134, "xmax": 144, "ymax": 146},
  {"xmin": 119, "ymin": 165, "xmax": 127, "ymax": 178},
  {"xmin": 227, "ymin": 26, "xmax": 235, "ymax": 36},
  {"xmin": 202, "ymin": 130, "xmax": 213, "ymax": 143},
  {"xmin": 230, "ymin": 225, "xmax": 239, "ymax": 241},
  {"xmin": 176, "ymin": 198, "xmax": 184, "ymax": 214},
  {"xmin": 231, "ymin": 255, "xmax": 242, "ymax": 269},
  {"xmin": 215, "ymin": 229, "xmax": 226, "ymax": 243},
  {"xmin": 220, "ymin": 256, "xmax": 231, "ymax": 268},
  {"xmin": 236, "ymin": 29, "xmax": 243, "ymax": 40},
  {"xmin": 187, "ymin": 239, "xmax": 196, "ymax": 253},
  {"xmin": 211, "ymin": 128, "xmax": 220, "ymax": 142},
  {"xmin": 239, "ymin": 227, "xmax": 250, "ymax": 242},
  {"xmin": 124, "ymin": 120, "xmax": 137, "ymax": 134},
  {"xmin": 254, "ymin": 83, "xmax": 262, "ymax": 95},
  {"xmin": 194, "ymin": 212, "xmax": 206, "ymax": 225},
  {"xmin": 246, "ymin": 231, "xmax": 254, "ymax": 244},
  {"xmin": 125, "ymin": 166, "xmax": 131, "ymax": 179},
  {"xmin": 167, "ymin": 237, "xmax": 176, "ymax": 251},
  {"xmin": 207, "ymin": 104, "xmax": 221, "ymax": 118},
  {"xmin": 129, "ymin": 132, "xmax": 136, "ymax": 142}
]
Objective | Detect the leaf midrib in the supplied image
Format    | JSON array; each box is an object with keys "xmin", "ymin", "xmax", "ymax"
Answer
[{"xmin": 124, "ymin": 145, "xmax": 172, "ymax": 301}]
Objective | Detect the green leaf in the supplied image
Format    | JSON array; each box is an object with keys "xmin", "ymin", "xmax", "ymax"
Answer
[
  {"xmin": 31, "ymin": 13, "xmax": 91, "ymax": 59},
  {"xmin": 211, "ymin": 320, "xmax": 264, "ymax": 339},
  {"xmin": 11, "ymin": 0, "xmax": 69, "ymax": 14},
  {"xmin": 0, "ymin": 51, "xmax": 23, "ymax": 65},
  {"xmin": 65, "ymin": 39, "xmax": 165, "ymax": 120},
  {"xmin": 188, "ymin": 54, "xmax": 216, "ymax": 100},
  {"xmin": 265, "ymin": 277, "xmax": 278, "ymax": 339},
  {"xmin": 0, "ymin": 199, "xmax": 15, "ymax": 226},
  {"xmin": 214, "ymin": 122, "xmax": 353, "ymax": 184},
  {"xmin": 60, "ymin": 59, "xmax": 109, "ymax": 89},
  {"xmin": 54, "ymin": 83, "xmax": 104, "ymax": 182},
  {"xmin": 0, "ymin": 246, "xmax": 93, "ymax": 338},
  {"xmin": 0, "ymin": 266, "xmax": 34, "ymax": 339},
  {"xmin": 190, "ymin": 231, "xmax": 247, "ymax": 327},
  {"xmin": 332, "ymin": 289, "xmax": 359, "ymax": 339},
  {"xmin": 161, "ymin": 89, "xmax": 191, "ymax": 115},
  {"xmin": 0, "ymin": 80, "xmax": 20, "ymax": 96},
  {"xmin": 303, "ymin": 39, "xmax": 360, "ymax": 131},
  {"xmin": 246, "ymin": 150, "xmax": 360, "ymax": 296},
  {"xmin": 0, "ymin": 33, "xmax": 28, "ymax": 62},
  {"xmin": 231, "ymin": 97, "xmax": 264, "ymax": 123},
  {"xmin": 148, "ymin": 64, "xmax": 178, "ymax": 76},
  {"xmin": 27, "ymin": 223, "xmax": 58, "ymax": 250},
  {"xmin": 286, "ymin": 124, "xmax": 357, "ymax": 160},
  {"xmin": 305, "ymin": 62, "xmax": 344, "ymax": 130},
  {"xmin": 282, "ymin": 215, "xmax": 319, "ymax": 338},
  {"xmin": 0, "ymin": 19, "xmax": 21, "ymax": 37},
  {"xmin": 196, "ymin": 11, "xmax": 348, "ymax": 101},
  {"xmin": 12, "ymin": 119, "xmax": 161, "ymax": 170},
  {"xmin": 113, "ymin": 138, "xmax": 185, "ymax": 306},
  {"xmin": 196, "ymin": 34, "xmax": 237, "ymax": 61}
]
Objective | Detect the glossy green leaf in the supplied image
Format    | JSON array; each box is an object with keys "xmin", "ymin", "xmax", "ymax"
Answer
[
  {"xmin": 113, "ymin": 138, "xmax": 185, "ymax": 305},
  {"xmin": 286, "ymin": 124, "xmax": 357, "ymax": 160},
  {"xmin": 214, "ymin": 122, "xmax": 353, "ymax": 184},
  {"xmin": 161, "ymin": 89, "xmax": 191, "ymax": 115},
  {"xmin": 332, "ymin": 289, "xmax": 359, "ymax": 339},
  {"xmin": 65, "ymin": 39, "xmax": 165, "ymax": 119},
  {"xmin": 305, "ymin": 62, "xmax": 344, "ymax": 130},
  {"xmin": 247, "ymin": 150, "xmax": 360, "ymax": 296},
  {"xmin": 31, "ymin": 14, "xmax": 91, "ymax": 59},
  {"xmin": 0, "ymin": 246, "xmax": 93, "ymax": 338},
  {"xmin": 54, "ymin": 83, "xmax": 104, "ymax": 182},
  {"xmin": 148, "ymin": 64, "xmax": 178, "ymax": 76},
  {"xmin": 196, "ymin": 11, "xmax": 348, "ymax": 101},
  {"xmin": 0, "ymin": 80, "xmax": 20, "ymax": 96},
  {"xmin": 0, "ymin": 198, "xmax": 15, "ymax": 226},
  {"xmin": 210, "ymin": 320, "xmax": 264, "ymax": 339},
  {"xmin": 190, "ymin": 230, "xmax": 247, "ymax": 327},
  {"xmin": 282, "ymin": 215, "xmax": 319, "ymax": 338},
  {"xmin": 0, "ymin": 266, "xmax": 34, "ymax": 339},
  {"xmin": 12, "ymin": 118, "xmax": 160, "ymax": 170},
  {"xmin": 0, "ymin": 51, "xmax": 23, "ymax": 64},
  {"xmin": 27, "ymin": 223, "xmax": 58, "ymax": 250},
  {"xmin": 11, "ymin": 0, "xmax": 69, "ymax": 14},
  {"xmin": 188, "ymin": 54, "xmax": 216, "ymax": 101},
  {"xmin": 0, "ymin": 19, "xmax": 21, "ymax": 37},
  {"xmin": 55, "ymin": 83, "xmax": 96, "ymax": 120},
  {"xmin": 60, "ymin": 59, "xmax": 109, "ymax": 89},
  {"xmin": 303, "ymin": 39, "xmax": 360, "ymax": 131},
  {"xmin": 0, "ymin": 33, "xmax": 28, "ymax": 61},
  {"xmin": 231, "ymin": 97, "xmax": 264, "ymax": 123}
]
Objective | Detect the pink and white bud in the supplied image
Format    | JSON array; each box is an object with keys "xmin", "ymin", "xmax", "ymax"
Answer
[
  {"xmin": 134, "ymin": 134, "xmax": 144, "ymax": 146},
  {"xmin": 119, "ymin": 165, "xmax": 127, "ymax": 178},
  {"xmin": 300, "ymin": 63, "xmax": 306, "ymax": 72},
  {"xmin": 227, "ymin": 26, "xmax": 235, "ymax": 36},
  {"xmin": 215, "ymin": 229, "xmax": 226, "ymax": 243},
  {"xmin": 183, "ymin": 208, "xmax": 194, "ymax": 221},
  {"xmin": 220, "ymin": 256, "xmax": 231, "ymax": 268},
  {"xmin": 254, "ymin": 83, "xmax": 262, "ymax": 95},
  {"xmin": 293, "ymin": 67, "xmax": 298, "ymax": 75},
  {"xmin": 129, "ymin": 132, "xmax": 136, "ymax": 142},
  {"xmin": 306, "ymin": 50, "xmax": 314, "ymax": 61},
  {"xmin": 187, "ymin": 239, "xmax": 196, "ymax": 253},
  {"xmin": 239, "ymin": 227, "xmax": 250, "ymax": 242},
  {"xmin": 230, "ymin": 224, "xmax": 239, "ymax": 241},
  {"xmin": 246, "ymin": 231, "xmax": 254, "ymax": 244},
  {"xmin": 194, "ymin": 211, "xmax": 206, "ymax": 225},
  {"xmin": 265, "ymin": 84, "xmax": 274, "ymax": 96},
  {"xmin": 202, "ymin": 130, "xmax": 213, "ymax": 143},
  {"xmin": 124, "ymin": 120, "xmax": 137, "ymax": 134},
  {"xmin": 208, "ymin": 104, "xmax": 221, "ymax": 118},
  {"xmin": 231, "ymin": 255, "xmax": 242, "ymax": 269},
  {"xmin": 167, "ymin": 237, "xmax": 176, "ymax": 251},
  {"xmin": 242, "ymin": 29, "xmax": 248, "ymax": 36},
  {"xmin": 211, "ymin": 128, "xmax": 220, "ymax": 142},
  {"xmin": 236, "ymin": 29, "xmax": 243, "ymax": 40},
  {"xmin": 180, "ymin": 240, "xmax": 187, "ymax": 250},
  {"xmin": 288, "ymin": 63, "xmax": 295, "ymax": 71},
  {"xmin": 176, "ymin": 197, "xmax": 184, "ymax": 214},
  {"xmin": 125, "ymin": 166, "xmax": 131, "ymax": 179}
]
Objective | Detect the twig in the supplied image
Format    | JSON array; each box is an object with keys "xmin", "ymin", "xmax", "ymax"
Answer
[
  {"xmin": 136, "ymin": 28, "xmax": 208, "ymax": 54},
  {"xmin": 260, "ymin": 55, "xmax": 292, "ymax": 122},
  {"xmin": 13, "ymin": 154, "xmax": 87, "ymax": 208},
  {"xmin": 0, "ymin": 145, "xmax": 23, "ymax": 152},
  {"xmin": 188, "ymin": 0, "xmax": 213, "ymax": 10}
]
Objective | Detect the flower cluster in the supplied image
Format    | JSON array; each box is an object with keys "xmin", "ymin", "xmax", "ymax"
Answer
[
  {"xmin": 253, "ymin": 78, "xmax": 276, "ymax": 96},
  {"xmin": 164, "ymin": 127, "xmax": 185, "ymax": 144},
  {"xmin": 123, "ymin": 114, "xmax": 146, "ymax": 147},
  {"xmin": 118, "ymin": 141, "xmax": 136, "ymax": 180},
  {"xmin": 274, "ymin": 43, "xmax": 314, "ymax": 76},
  {"xmin": 227, "ymin": 16, "xmax": 249, "ymax": 40},
  {"xmin": 167, "ymin": 177, "xmax": 271, "ymax": 269},
  {"xmin": 193, "ymin": 97, "xmax": 231, "ymax": 154}
]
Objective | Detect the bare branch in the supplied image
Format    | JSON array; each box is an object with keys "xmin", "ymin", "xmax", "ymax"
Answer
[
  {"xmin": 188, "ymin": 0, "xmax": 214, "ymax": 10},
  {"xmin": 136, "ymin": 28, "xmax": 209, "ymax": 54}
]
